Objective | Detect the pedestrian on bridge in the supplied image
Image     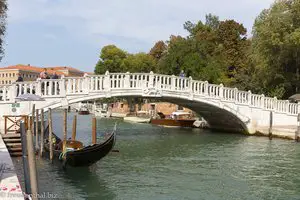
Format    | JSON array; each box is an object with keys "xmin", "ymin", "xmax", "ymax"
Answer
[
  {"xmin": 16, "ymin": 73, "xmax": 23, "ymax": 95},
  {"xmin": 179, "ymin": 70, "xmax": 185, "ymax": 78}
]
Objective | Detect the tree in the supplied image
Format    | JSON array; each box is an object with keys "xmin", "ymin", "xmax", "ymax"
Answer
[
  {"xmin": 251, "ymin": 0, "xmax": 300, "ymax": 98},
  {"xmin": 94, "ymin": 45, "xmax": 127, "ymax": 74},
  {"xmin": 122, "ymin": 53, "xmax": 156, "ymax": 73},
  {"xmin": 149, "ymin": 41, "xmax": 167, "ymax": 60},
  {"xmin": 216, "ymin": 20, "xmax": 249, "ymax": 79},
  {"xmin": 0, "ymin": 0, "xmax": 7, "ymax": 61}
]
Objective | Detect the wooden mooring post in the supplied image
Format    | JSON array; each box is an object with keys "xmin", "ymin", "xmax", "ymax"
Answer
[
  {"xmin": 92, "ymin": 117, "xmax": 97, "ymax": 144},
  {"xmin": 268, "ymin": 111, "xmax": 273, "ymax": 140},
  {"xmin": 26, "ymin": 129, "xmax": 38, "ymax": 200},
  {"xmin": 20, "ymin": 123, "xmax": 30, "ymax": 195},
  {"xmin": 31, "ymin": 104, "xmax": 35, "ymax": 134},
  {"xmin": 40, "ymin": 108, "xmax": 44, "ymax": 156},
  {"xmin": 72, "ymin": 115, "xmax": 77, "ymax": 140},
  {"xmin": 48, "ymin": 108, "xmax": 53, "ymax": 161},
  {"xmin": 35, "ymin": 109, "xmax": 39, "ymax": 151},
  {"xmin": 296, "ymin": 113, "xmax": 300, "ymax": 142},
  {"xmin": 63, "ymin": 109, "xmax": 68, "ymax": 152}
]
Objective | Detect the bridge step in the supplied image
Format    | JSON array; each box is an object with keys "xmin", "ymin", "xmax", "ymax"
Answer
[
  {"xmin": 8, "ymin": 147, "xmax": 22, "ymax": 152},
  {"xmin": 9, "ymin": 152, "xmax": 23, "ymax": 157},
  {"xmin": 3, "ymin": 138, "xmax": 21, "ymax": 142},
  {"xmin": 1, "ymin": 134, "xmax": 21, "ymax": 139},
  {"xmin": 1, "ymin": 134, "xmax": 22, "ymax": 157},
  {"xmin": 5, "ymin": 143, "xmax": 21, "ymax": 147}
]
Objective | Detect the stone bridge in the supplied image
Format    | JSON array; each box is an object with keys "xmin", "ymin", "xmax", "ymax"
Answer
[{"xmin": 0, "ymin": 71, "xmax": 298, "ymax": 134}]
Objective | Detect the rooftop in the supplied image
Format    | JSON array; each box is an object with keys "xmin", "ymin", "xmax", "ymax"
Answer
[
  {"xmin": 46, "ymin": 66, "xmax": 84, "ymax": 73},
  {"xmin": 0, "ymin": 65, "xmax": 70, "ymax": 76}
]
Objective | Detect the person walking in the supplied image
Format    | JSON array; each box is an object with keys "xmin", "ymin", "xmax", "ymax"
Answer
[
  {"xmin": 39, "ymin": 68, "xmax": 49, "ymax": 79},
  {"xmin": 51, "ymin": 72, "xmax": 59, "ymax": 94},
  {"xmin": 16, "ymin": 73, "xmax": 23, "ymax": 95},
  {"xmin": 179, "ymin": 70, "xmax": 185, "ymax": 78},
  {"xmin": 16, "ymin": 73, "xmax": 23, "ymax": 82}
]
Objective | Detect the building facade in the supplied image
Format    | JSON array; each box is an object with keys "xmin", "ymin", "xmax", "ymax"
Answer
[
  {"xmin": 46, "ymin": 66, "xmax": 84, "ymax": 77},
  {"xmin": 0, "ymin": 65, "xmax": 86, "ymax": 85}
]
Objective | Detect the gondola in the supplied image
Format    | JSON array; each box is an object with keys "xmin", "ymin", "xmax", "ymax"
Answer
[{"xmin": 44, "ymin": 124, "xmax": 116, "ymax": 167}]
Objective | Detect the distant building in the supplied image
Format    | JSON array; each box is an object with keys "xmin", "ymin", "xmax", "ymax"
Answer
[
  {"xmin": 46, "ymin": 66, "xmax": 85, "ymax": 77},
  {"xmin": 0, "ymin": 64, "xmax": 88, "ymax": 85},
  {"xmin": 0, "ymin": 65, "xmax": 61, "ymax": 85}
]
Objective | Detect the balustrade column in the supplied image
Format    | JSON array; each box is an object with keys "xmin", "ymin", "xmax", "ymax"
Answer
[
  {"xmin": 83, "ymin": 75, "xmax": 89, "ymax": 93},
  {"xmin": 273, "ymin": 97, "xmax": 277, "ymax": 111},
  {"xmin": 285, "ymin": 100, "xmax": 289, "ymax": 113},
  {"xmin": 35, "ymin": 79, "xmax": 42, "ymax": 96},
  {"xmin": 103, "ymin": 71, "xmax": 111, "ymax": 91},
  {"xmin": 260, "ymin": 94, "xmax": 265, "ymax": 109},
  {"xmin": 9, "ymin": 84, "xmax": 16, "ymax": 102},
  {"xmin": 3, "ymin": 86, "xmax": 6, "ymax": 101},
  {"xmin": 247, "ymin": 90, "xmax": 252, "ymax": 106},
  {"xmin": 124, "ymin": 72, "xmax": 130, "ymax": 88},
  {"xmin": 148, "ymin": 71, "xmax": 154, "ymax": 88},
  {"xmin": 219, "ymin": 84, "xmax": 224, "ymax": 99},
  {"xmin": 171, "ymin": 75, "xmax": 176, "ymax": 90},
  {"xmin": 204, "ymin": 81, "xmax": 209, "ymax": 96},
  {"xmin": 59, "ymin": 77, "xmax": 66, "ymax": 97},
  {"xmin": 234, "ymin": 88, "xmax": 238, "ymax": 103},
  {"xmin": 189, "ymin": 77, "xmax": 193, "ymax": 99}
]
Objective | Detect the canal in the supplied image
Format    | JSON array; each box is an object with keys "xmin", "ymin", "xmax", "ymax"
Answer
[{"xmin": 13, "ymin": 111, "xmax": 300, "ymax": 200}]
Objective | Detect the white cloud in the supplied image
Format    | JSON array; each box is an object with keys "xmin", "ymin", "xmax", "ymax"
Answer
[{"xmin": 7, "ymin": 0, "xmax": 275, "ymax": 51}]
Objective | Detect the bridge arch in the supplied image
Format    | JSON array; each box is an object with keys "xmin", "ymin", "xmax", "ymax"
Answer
[{"xmin": 41, "ymin": 92, "xmax": 249, "ymax": 133}]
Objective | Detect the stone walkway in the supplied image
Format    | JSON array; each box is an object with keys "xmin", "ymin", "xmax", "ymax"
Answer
[{"xmin": 0, "ymin": 135, "xmax": 24, "ymax": 200}]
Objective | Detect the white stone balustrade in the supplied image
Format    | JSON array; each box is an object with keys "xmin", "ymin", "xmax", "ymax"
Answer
[{"xmin": 0, "ymin": 71, "xmax": 299, "ymax": 117}]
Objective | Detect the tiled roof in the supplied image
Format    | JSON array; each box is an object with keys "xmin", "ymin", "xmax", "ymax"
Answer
[
  {"xmin": 0, "ymin": 65, "xmax": 65, "ymax": 75},
  {"xmin": 46, "ymin": 66, "xmax": 84, "ymax": 73}
]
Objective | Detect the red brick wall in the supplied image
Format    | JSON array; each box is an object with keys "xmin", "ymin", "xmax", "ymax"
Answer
[{"xmin": 109, "ymin": 101, "xmax": 192, "ymax": 116}]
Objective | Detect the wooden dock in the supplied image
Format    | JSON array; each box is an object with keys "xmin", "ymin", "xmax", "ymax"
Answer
[{"xmin": 0, "ymin": 134, "xmax": 24, "ymax": 200}]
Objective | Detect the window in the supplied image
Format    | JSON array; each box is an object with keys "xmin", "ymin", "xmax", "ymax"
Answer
[{"xmin": 120, "ymin": 103, "xmax": 124, "ymax": 108}]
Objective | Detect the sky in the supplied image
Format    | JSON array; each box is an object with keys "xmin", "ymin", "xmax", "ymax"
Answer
[{"xmin": 1, "ymin": 0, "xmax": 275, "ymax": 73}]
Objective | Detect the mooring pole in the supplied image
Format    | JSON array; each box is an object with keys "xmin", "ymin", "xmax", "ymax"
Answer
[
  {"xmin": 296, "ymin": 113, "xmax": 300, "ymax": 142},
  {"xmin": 48, "ymin": 108, "xmax": 53, "ymax": 161},
  {"xmin": 72, "ymin": 115, "xmax": 77, "ymax": 140},
  {"xmin": 40, "ymin": 108, "xmax": 44, "ymax": 156},
  {"xmin": 92, "ymin": 117, "xmax": 97, "ymax": 144},
  {"xmin": 31, "ymin": 104, "xmax": 35, "ymax": 134},
  {"xmin": 35, "ymin": 109, "xmax": 39, "ymax": 151},
  {"xmin": 268, "ymin": 111, "xmax": 273, "ymax": 140},
  {"xmin": 26, "ymin": 129, "xmax": 38, "ymax": 200},
  {"xmin": 20, "ymin": 123, "xmax": 31, "ymax": 195},
  {"xmin": 63, "ymin": 108, "xmax": 68, "ymax": 152}
]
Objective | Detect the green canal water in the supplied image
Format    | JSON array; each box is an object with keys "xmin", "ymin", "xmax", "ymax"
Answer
[{"xmin": 13, "ymin": 112, "xmax": 300, "ymax": 200}]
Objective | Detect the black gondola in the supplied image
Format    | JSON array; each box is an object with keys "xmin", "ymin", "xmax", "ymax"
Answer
[{"xmin": 44, "ymin": 124, "xmax": 116, "ymax": 167}]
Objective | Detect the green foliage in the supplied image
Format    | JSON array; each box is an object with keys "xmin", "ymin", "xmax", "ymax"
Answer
[
  {"xmin": 251, "ymin": 0, "xmax": 300, "ymax": 98},
  {"xmin": 95, "ymin": 45, "xmax": 127, "ymax": 74},
  {"xmin": 0, "ymin": 0, "xmax": 7, "ymax": 61},
  {"xmin": 122, "ymin": 53, "xmax": 156, "ymax": 73},
  {"xmin": 94, "ymin": 3, "xmax": 300, "ymax": 99},
  {"xmin": 94, "ymin": 45, "xmax": 156, "ymax": 74}
]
